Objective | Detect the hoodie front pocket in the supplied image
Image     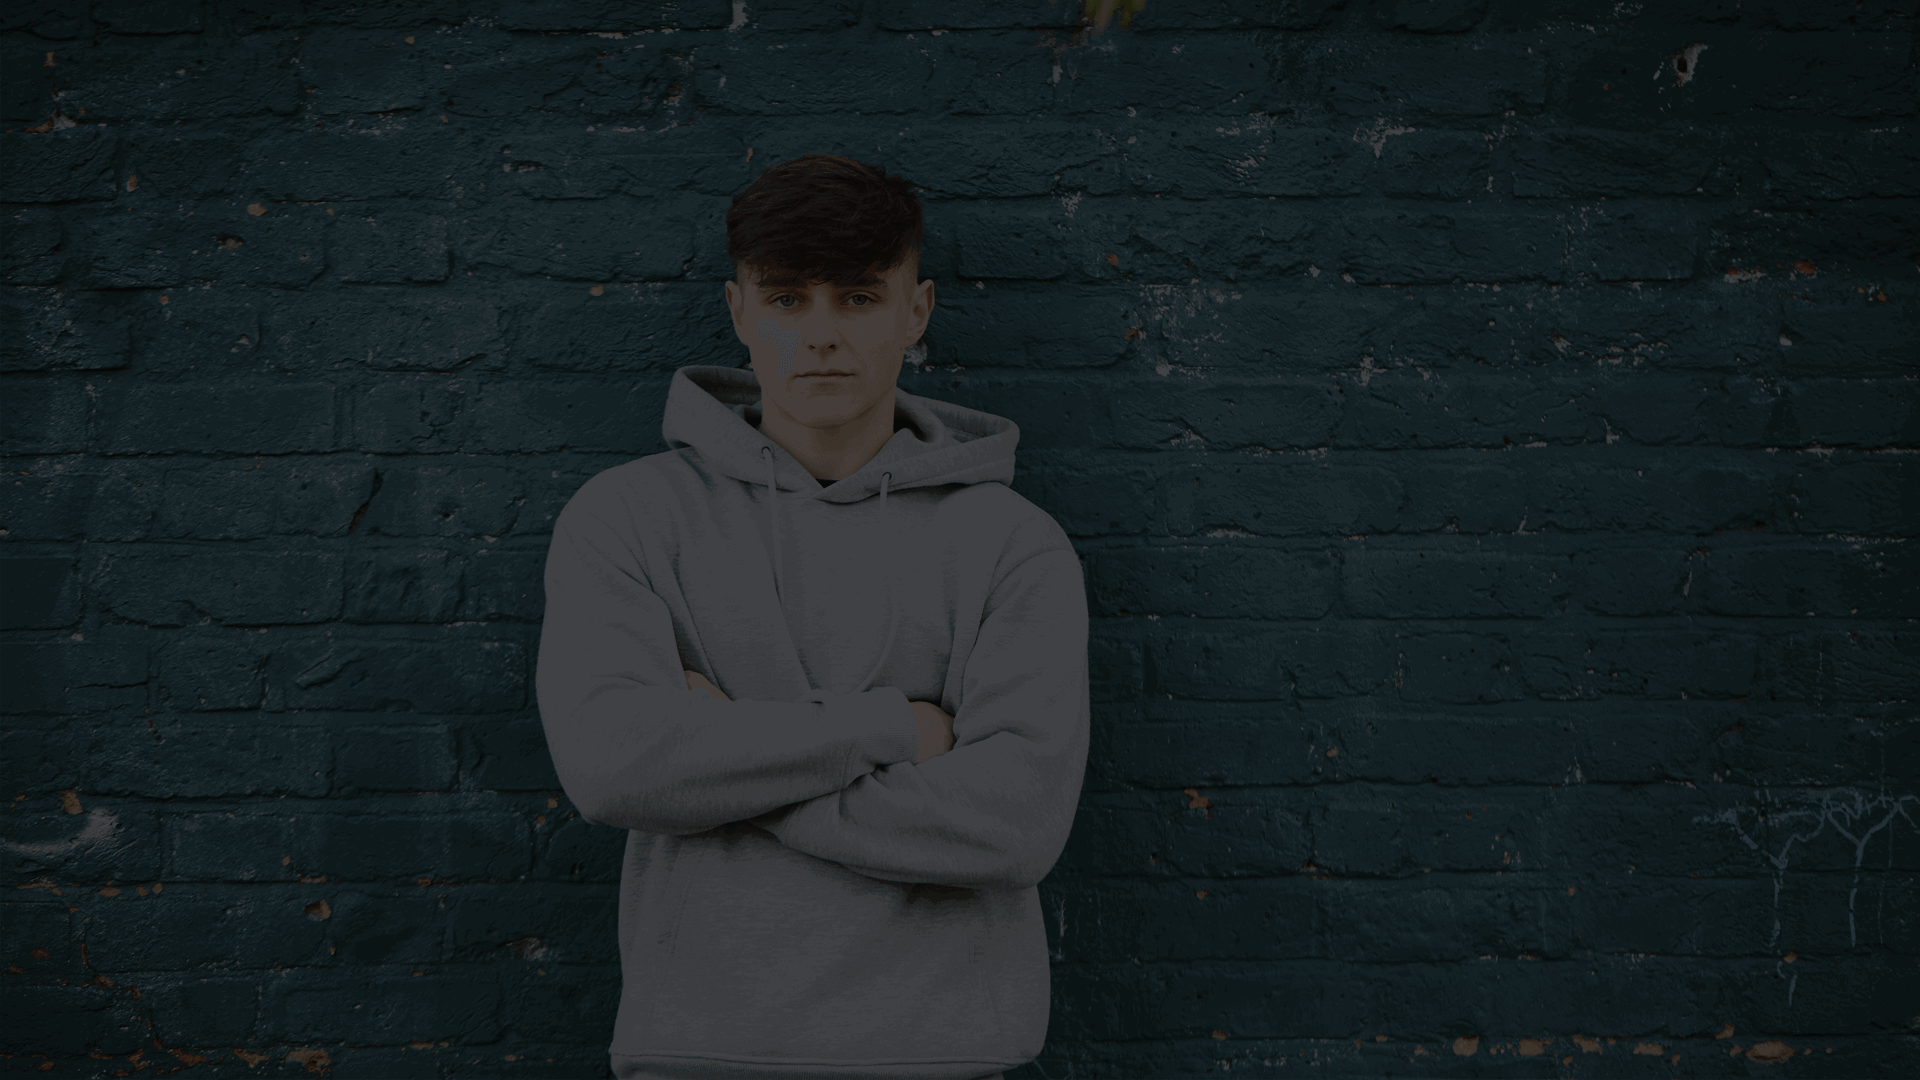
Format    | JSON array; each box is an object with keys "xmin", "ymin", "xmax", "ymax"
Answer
[{"xmin": 644, "ymin": 829, "xmax": 1010, "ymax": 1062}]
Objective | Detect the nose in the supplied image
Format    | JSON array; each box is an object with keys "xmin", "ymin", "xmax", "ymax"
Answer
[{"xmin": 798, "ymin": 308, "xmax": 838, "ymax": 355}]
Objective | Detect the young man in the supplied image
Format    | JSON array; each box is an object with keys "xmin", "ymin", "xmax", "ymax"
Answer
[{"xmin": 535, "ymin": 154, "xmax": 1091, "ymax": 1080}]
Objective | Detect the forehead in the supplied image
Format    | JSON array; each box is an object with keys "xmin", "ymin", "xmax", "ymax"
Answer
[{"xmin": 747, "ymin": 266, "xmax": 897, "ymax": 290}]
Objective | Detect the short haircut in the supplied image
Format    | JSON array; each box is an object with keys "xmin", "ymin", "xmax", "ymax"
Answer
[{"xmin": 726, "ymin": 153, "xmax": 924, "ymax": 288}]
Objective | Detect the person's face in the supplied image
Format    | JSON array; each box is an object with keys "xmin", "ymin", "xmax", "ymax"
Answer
[{"xmin": 724, "ymin": 257, "xmax": 935, "ymax": 433}]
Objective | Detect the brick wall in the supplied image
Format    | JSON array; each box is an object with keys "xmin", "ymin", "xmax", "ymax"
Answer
[{"xmin": 2, "ymin": 1, "xmax": 1914, "ymax": 1076}]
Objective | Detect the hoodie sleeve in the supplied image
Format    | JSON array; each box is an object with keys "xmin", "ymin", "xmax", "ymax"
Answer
[
  {"xmin": 747, "ymin": 534, "xmax": 1091, "ymax": 891},
  {"xmin": 535, "ymin": 480, "xmax": 922, "ymax": 836}
]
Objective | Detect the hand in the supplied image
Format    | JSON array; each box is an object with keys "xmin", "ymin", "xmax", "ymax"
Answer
[
  {"xmin": 910, "ymin": 700, "xmax": 955, "ymax": 764},
  {"xmin": 684, "ymin": 669, "xmax": 729, "ymax": 701}
]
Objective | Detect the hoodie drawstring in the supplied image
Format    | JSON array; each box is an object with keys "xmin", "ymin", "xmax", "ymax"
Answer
[
  {"xmin": 761, "ymin": 445, "xmax": 898, "ymax": 696},
  {"xmin": 859, "ymin": 471, "xmax": 899, "ymax": 695},
  {"xmin": 761, "ymin": 445, "xmax": 786, "ymax": 605}
]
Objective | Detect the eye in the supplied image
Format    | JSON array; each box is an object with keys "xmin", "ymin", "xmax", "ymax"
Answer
[
  {"xmin": 771, "ymin": 294, "xmax": 797, "ymax": 309},
  {"xmin": 848, "ymin": 294, "xmax": 873, "ymax": 307}
]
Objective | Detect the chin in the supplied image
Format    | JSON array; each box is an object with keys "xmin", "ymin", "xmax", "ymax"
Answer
[{"xmin": 788, "ymin": 402, "xmax": 866, "ymax": 427}]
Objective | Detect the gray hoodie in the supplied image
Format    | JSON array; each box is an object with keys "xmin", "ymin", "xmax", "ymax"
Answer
[{"xmin": 535, "ymin": 364, "xmax": 1091, "ymax": 1080}]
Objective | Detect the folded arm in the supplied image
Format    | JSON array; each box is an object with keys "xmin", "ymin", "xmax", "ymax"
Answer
[
  {"xmin": 749, "ymin": 543, "xmax": 1091, "ymax": 891},
  {"xmin": 535, "ymin": 492, "xmax": 919, "ymax": 836}
]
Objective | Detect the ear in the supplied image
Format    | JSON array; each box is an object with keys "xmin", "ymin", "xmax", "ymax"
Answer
[
  {"xmin": 724, "ymin": 279, "xmax": 750, "ymax": 347},
  {"xmin": 908, "ymin": 277, "xmax": 935, "ymax": 343}
]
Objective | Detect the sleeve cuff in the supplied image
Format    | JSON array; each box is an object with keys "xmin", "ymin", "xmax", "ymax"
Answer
[{"xmin": 845, "ymin": 685, "xmax": 919, "ymax": 777}]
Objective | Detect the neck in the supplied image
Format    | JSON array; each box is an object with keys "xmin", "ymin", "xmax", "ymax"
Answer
[{"xmin": 756, "ymin": 386, "xmax": 899, "ymax": 483}]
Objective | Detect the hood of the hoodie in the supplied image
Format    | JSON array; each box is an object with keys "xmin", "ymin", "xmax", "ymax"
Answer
[
  {"xmin": 661, "ymin": 364, "xmax": 1018, "ymax": 498},
  {"xmin": 659, "ymin": 363, "xmax": 1020, "ymax": 697}
]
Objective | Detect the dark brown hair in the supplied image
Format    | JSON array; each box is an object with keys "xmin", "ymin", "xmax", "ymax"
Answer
[{"xmin": 726, "ymin": 153, "xmax": 924, "ymax": 288}]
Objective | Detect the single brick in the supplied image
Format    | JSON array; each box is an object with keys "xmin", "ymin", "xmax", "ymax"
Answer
[
  {"xmin": 295, "ymin": 25, "xmax": 430, "ymax": 116},
  {"xmin": 934, "ymin": 287, "xmax": 1132, "ymax": 368},
  {"xmin": 1159, "ymin": 461, "xmax": 1404, "ymax": 537},
  {"xmin": 100, "ymin": 548, "xmax": 343, "ymax": 627},
  {"xmin": 1398, "ymin": 458, "xmax": 1529, "ymax": 533},
  {"xmin": 1761, "ymin": 128, "xmax": 1920, "ymax": 199},
  {"xmin": 1113, "ymin": 380, "xmax": 1341, "ymax": 450},
  {"xmin": 1328, "ymin": 36, "xmax": 1548, "ymax": 117},
  {"xmin": 463, "ymin": 715, "xmax": 560, "ymax": 791},
  {"xmin": 329, "ymin": 209, "xmax": 450, "ymax": 283},
  {"xmin": 950, "ymin": 201, "xmax": 1072, "ymax": 280},
  {"xmin": 929, "ymin": 35, "xmax": 1060, "ymax": 117},
  {"xmin": 1511, "ymin": 128, "xmax": 1722, "ymax": 198},
  {"xmin": 695, "ymin": 37, "xmax": 938, "ymax": 116},
  {"xmin": 71, "ymin": 202, "xmax": 328, "ymax": 290},
  {"xmin": 1060, "ymin": 791, "xmax": 1314, "ymax": 881},
  {"xmin": 143, "ymin": 976, "xmax": 262, "ymax": 1045},
  {"xmin": 60, "ymin": 43, "xmax": 296, "ymax": 121},
  {"xmin": 511, "ymin": 283, "xmax": 733, "ymax": 374},
  {"xmin": 94, "ymin": 379, "xmax": 334, "ymax": 455},
  {"xmin": 1332, "ymin": 206, "xmax": 1567, "ymax": 285},
  {"xmin": 1785, "ymin": 458, "xmax": 1918, "ymax": 535},
  {"xmin": 1783, "ymin": 379, "xmax": 1920, "ymax": 447},
  {"xmin": 0, "ymin": 206, "xmax": 67, "ymax": 283},
  {"xmin": 162, "ymin": 811, "xmax": 298, "ymax": 882},
  {"xmin": 1322, "ymin": 879, "xmax": 1573, "ymax": 962},
  {"xmin": 0, "ymin": 287, "xmax": 133, "ymax": 372},
  {"xmin": 914, "ymin": 373, "xmax": 1115, "ymax": 452},
  {"xmin": 1088, "ymin": 546, "xmax": 1337, "ymax": 619},
  {"xmin": 240, "ymin": 127, "xmax": 464, "ymax": 201},
  {"xmin": 0, "ymin": 984, "xmax": 148, "ymax": 1054},
  {"xmin": 0, "ymin": 127, "xmax": 117, "ymax": 202},
  {"xmin": 1376, "ymin": 130, "xmax": 1492, "ymax": 199},
  {"xmin": 1762, "ymin": 630, "xmax": 1920, "ymax": 704},
  {"xmin": 1, "ymin": 803, "xmax": 160, "ymax": 880},
  {"xmin": 278, "ymin": 633, "xmax": 527, "ymax": 713},
  {"xmin": 263, "ymin": 291, "xmax": 504, "ymax": 373},
  {"xmin": 151, "ymin": 457, "xmax": 374, "ymax": 541},
  {"xmin": 1709, "ymin": 712, "xmax": 1905, "ymax": 788},
  {"xmin": 0, "ymin": 641, "xmax": 147, "ymax": 715},
  {"xmin": 0, "ymin": 898, "xmax": 76, "ymax": 973},
  {"xmin": 461, "ymin": 195, "xmax": 694, "ymax": 281},
  {"xmin": 297, "ymin": 808, "xmax": 531, "ymax": 881},
  {"xmin": 1568, "ymin": 201, "xmax": 1699, "ymax": 282},
  {"xmin": 442, "ymin": 37, "xmax": 597, "ymax": 120},
  {"xmin": 1571, "ymin": 547, "xmax": 1693, "ymax": 617},
  {"xmin": 1060, "ymin": 36, "xmax": 1280, "ymax": 118},
  {"xmin": 1346, "ymin": 548, "xmax": 1572, "ymax": 619},
  {"xmin": 1700, "ymin": 546, "xmax": 1918, "ymax": 618},
  {"xmin": 0, "ymin": 555, "xmax": 79, "ymax": 629},
  {"xmin": 342, "ymin": 547, "xmax": 463, "ymax": 623},
  {"xmin": 95, "ymin": 716, "xmax": 328, "ymax": 798},
  {"xmin": 258, "ymin": 969, "xmax": 504, "ymax": 1042},
  {"xmin": 1394, "ymin": 631, "xmax": 1526, "ymax": 703},
  {"xmin": 0, "ymin": 376, "xmax": 90, "ymax": 455},
  {"xmin": 85, "ymin": 891, "xmax": 324, "ymax": 972},
  {"xmin": 154, "ymin": 633, "xmax": 267, "ymax": 712},
  {"xmin": 440, "ymin": 884, "xmax": 615, "ymax": 963},
  {"xmin": 1059, "ymin": 878, "xmax": 1321, "ymax": 963},
  {"xmin": 1520, "ymin": 629, "xmax": 1758, "ymax": 700},
  {"xmin": 1152, "ymin": 622, "xmax": 1393, "ymax": 699},
  {"xmin": 347, "ymin": 462, "xmax": 531, "ymax": 538},
  {"xmin": 125, "ymin": 290, "xmax": 262, "ymax": 374}
]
